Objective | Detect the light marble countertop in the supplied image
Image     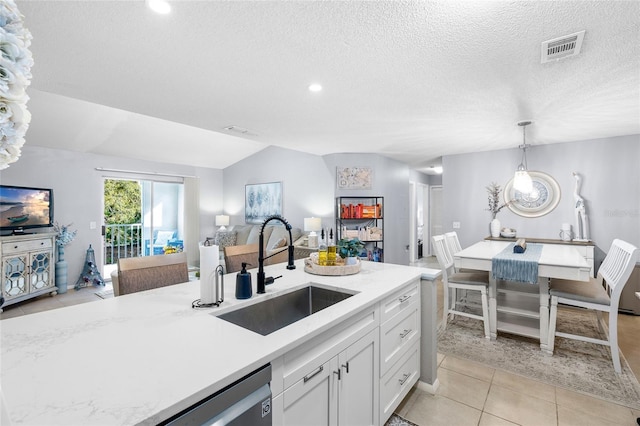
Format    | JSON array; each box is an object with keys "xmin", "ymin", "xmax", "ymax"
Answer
[{"xmin": 1, "ymin": 259, "xmax": 423, "ymax": 425}]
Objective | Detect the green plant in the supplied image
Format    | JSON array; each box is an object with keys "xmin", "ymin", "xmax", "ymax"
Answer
[{"xmin": 338, "ymin": 238, "xmax": 365, "ymax": 258}]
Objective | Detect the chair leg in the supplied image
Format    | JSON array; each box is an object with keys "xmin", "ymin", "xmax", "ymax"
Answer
[
  {"xmin": 548, "ymin": 296, "xmax": 559, "ymax": 354},
  {"xmin": 449, "ymin": 288, "xmax": 457, "ymax": 320},
  {"xmin": 595, "ymin": 310, "xmax": 606, "ymax": 335},
  {"xmin": 609, "ymin": 310, "xmax": 622, "ymax": 374},
  {"xmin": 442, "ymin": 284, "xmax": 449, "ymax": 330},
  {"xmin": 480, "ymin": 288, "xmax": 490, "ymax": 339}
]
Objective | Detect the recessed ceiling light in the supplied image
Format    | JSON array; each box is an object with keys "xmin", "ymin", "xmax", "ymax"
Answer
[
  {"xmin": 308, "ymin": 83, "xmax": 322, "ymax": 93},
  {"xmin": 147, "ymin": 0, "xmax": 171, "ymax": 14}
]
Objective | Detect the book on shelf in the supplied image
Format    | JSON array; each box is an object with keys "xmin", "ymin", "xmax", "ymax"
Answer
[{"xmin": 340, "ymin": 203, "xmax": 382, "ymax": 219}]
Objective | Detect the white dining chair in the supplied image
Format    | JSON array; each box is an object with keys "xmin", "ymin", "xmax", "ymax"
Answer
[
  {"xmin": 548, "ymin": 239, "xmax": 639, "ymax": 373},
  {"xmin": 432, "ymin": 234, "xmax": 490, "ymax": 338},
  {"xmin": 444, "ymin": 231, "xmax": 488, "ymax": 274},
  {"xmin": 444, "ymin": 231, "xmax": 463, "ymax": 257}
]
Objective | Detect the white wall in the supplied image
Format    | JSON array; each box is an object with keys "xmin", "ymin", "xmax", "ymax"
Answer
[
  {"xmin": 222, "ymin": 145, "xmax": 336, "ymax": 231},
  {"xmin": 442, "ymin": 134, "xmax": 640, "ymax": 265},
  {"xmin": 324, "ymin": 153, "xmax": 412, "ymax": 265},
  {"xmin": 0, "ymin": 145, "xmax": 224, "ymax": 282}
]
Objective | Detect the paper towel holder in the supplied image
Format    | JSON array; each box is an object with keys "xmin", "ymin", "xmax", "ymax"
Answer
[{"xmin": 192, "ymin": 265, "xmax": 224, "ymax": 309}]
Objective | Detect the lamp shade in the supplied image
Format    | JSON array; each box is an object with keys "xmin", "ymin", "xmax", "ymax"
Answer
[
  {"xmin": 304, "ymin": 217, "xmax": 322, "ymax": 232},
  {"xmin": 304, "ymin": 217, "xmax": 322, "ymax": 248},
  {"xmin": 215, "ymin": 215, "xmax": 229, "ymax": 227},
  {"xmin": 513, "ymin": 170, "xmax": 533, "ymax": 194}
]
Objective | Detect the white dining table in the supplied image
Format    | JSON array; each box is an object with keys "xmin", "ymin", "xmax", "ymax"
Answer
[{"xmin": 453, "ymin": 240, "xmax": 591, "ymax": 352}]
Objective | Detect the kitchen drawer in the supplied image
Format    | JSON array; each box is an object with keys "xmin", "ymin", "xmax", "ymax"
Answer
[
  {"xmin": 380, "ymin": 303, "xmax": 419, "ymax": 376},
  {"xmin": 380, "ymin": 280, "xmax": 419, "ymax": 323},
  {"xmin": 2, "ymin": 237, "xmax": 53, "ymax": 255},
  {"xmin": 380, "ymin": 341, "xmax": 419, "ymax": 422}
]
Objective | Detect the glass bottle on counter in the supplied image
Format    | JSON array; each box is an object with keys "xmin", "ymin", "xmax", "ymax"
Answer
[
  {"xmin": 318, "ymin": 228, "xmax": 328, "ymax": 266},
  {"xmin": 327, "ymin": 228, "xmax": 336, "ymax": 266}
]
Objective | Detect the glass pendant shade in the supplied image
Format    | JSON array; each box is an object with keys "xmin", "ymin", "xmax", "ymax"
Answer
[
  {"xmin": 513, "ymin": 121, "xmax": 533, "ymax": 194},
  {"xmin": 514, "ymin": 168, "xmax": 533, "ymax": 193}
]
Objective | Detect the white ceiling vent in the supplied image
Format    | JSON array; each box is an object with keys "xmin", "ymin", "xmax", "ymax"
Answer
[
  {"xmin": 223, "ymin": 125, "xmax": 256, "ymax": 136},
  {"xmin": 541, "ymin": 30, "xmax": 585, "ymax": 63}
]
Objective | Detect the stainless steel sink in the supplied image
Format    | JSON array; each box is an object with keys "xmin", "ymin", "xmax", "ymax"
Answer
[{"xmin": 217, "ymin": 285, "xmax": 355, "ymax": 336}]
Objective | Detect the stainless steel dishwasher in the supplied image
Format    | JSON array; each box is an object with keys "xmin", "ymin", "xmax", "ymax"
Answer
[{"xmin": 160, "ymin": 364, "xmax": 271, "ymax": 425}]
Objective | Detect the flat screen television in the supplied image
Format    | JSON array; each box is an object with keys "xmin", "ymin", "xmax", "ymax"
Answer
[{"xmin": 0, "ymin": 185, "xmax": 54, "ymax": 235}]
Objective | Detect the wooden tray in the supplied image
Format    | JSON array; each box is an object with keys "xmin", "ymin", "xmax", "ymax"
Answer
[{"xmin": 303, "ymin": 257, "xmax": 361, "ymax": 276}]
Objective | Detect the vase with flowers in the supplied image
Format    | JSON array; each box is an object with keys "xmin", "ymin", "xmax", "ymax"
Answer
[
  {"xmin": 486, "ymin": 182, "xmax": 510, "ymax": 238},
  {"xmin": 53, "ymin": 222, "xmax": 77, "ymax": 293}
]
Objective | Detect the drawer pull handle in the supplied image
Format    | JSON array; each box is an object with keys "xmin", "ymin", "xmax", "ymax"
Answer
[
  {"xmin": 398, "ymin": 295, "xmax": 411, "ymax": 303},
  {"xmin": 400, "ymin": 329, "xmax": 411, "ymax": 339},
  {"xmin": 333, "ymin": 369, "xmax": 341, "ymax": 381},
  {"xmin": 341, "ymin": 362, "xmax": 349, "ymax": 374},
  {"xmin": 398, "ymin": 373, "xmax": 411, "ymax": 385},
  {"xmin": 303, "ymin": 365, "xmax": 324, "ymax": 383}
]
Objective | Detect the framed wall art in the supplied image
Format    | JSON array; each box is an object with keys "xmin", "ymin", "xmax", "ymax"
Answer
[
  {"xmin": 245, "ymin": 182, "xmax": 283, "ymax": 224},
  {"xmin": 503, "ymin": 171, "xmax": 561, "ymax": 218},
  {"xmin": 336, "ymin": 167, "xmax": 373, "ymax": 190}
]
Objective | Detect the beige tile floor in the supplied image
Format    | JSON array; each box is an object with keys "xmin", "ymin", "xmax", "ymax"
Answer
[{"xmin": 2, "ymin": 261, "xmax": 640, "ymax": 425}]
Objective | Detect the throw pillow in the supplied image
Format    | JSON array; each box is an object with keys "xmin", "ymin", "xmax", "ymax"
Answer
[
  {"xmin": 215, "ymin": 231, "xmax": 237, "ymax": 249},
  {"xmin": 270, "ymin": 237, "xmax": 287, "ymax": 250},
  {"xmin": 154, "ymin": 230, "xmax": 175, "ymax": 246}
]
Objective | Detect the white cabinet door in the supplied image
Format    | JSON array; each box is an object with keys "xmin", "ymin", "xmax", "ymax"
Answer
[
  {"xmin": 281, "ymin": 329, "xmax": 378, "ymax": 426},
  {"xmin": 282, "ymin": 357, "xmax": 338, "ymax": 426},
  {"xmin": 338, "ymin": 328, "xmax": 379, "ymax": 426}
]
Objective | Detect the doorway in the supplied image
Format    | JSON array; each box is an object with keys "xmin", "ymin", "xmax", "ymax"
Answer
[
  {"xmin": 429, "ymin": 185, "xmax": 443, "ymax": 254},
  {"xmin": 409, "ymin": 182, "xmax": 430, "ymax": 263}
]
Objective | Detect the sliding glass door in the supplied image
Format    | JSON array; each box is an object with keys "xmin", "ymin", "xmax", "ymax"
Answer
[
  {"xmin": 141, "ymin": 181, "xmax": 184, "ymax": 256},
  {"xmin": 103, "ymin": 177, "xmax": 184, "ymax": 277}
]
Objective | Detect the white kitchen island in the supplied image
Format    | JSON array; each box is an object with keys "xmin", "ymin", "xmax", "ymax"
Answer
[{"xmin": 1, "ymin": 259, "xmax": 433, "ymax": 425}]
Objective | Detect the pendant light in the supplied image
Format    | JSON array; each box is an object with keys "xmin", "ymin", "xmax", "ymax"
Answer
[{"xmin": 513, "ymin": 121, "xmax": 533, "ymax": 194}]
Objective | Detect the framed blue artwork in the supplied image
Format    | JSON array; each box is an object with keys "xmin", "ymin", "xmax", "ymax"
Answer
[{"xmin": 245, "ymin": 182, "xmax": 283, "ymax": 224}]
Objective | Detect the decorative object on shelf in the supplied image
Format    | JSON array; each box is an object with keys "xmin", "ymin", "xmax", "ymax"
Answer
[
  {"xmin": 572, "ymin": 172, "xmax": 590, "ymax": 241},
  {"xmin": 75, "ymin": 245, "xmax": 105, "ymax": 289},
  {"xmin": 336, "ymin": 166, "xmax": 373, "ymax": 189},
  {"xmin": 53, "ymin": 222, "xmax": 77, "ymax": 294},
  {"xmin": 337, "ymin": 238, "xmax": 364, "ymax": 265},
  {"xmin": 0, "ymin": 0, "xmax": 34, "ymax": 170},
  {"xmin": 245, "ymin": 181, "xmax": 282, "ymax": 224},
  {"xmin": 560, "ymin": 222, "xmax": 573, "ymax": 242},
  {"xmin": 504, "ymin": 171, "xmax": 561, "ymax": 218},
  {"xmin": 304, "ymin": 217, "xmax": 321, "ymax": 248},
  {"xmin": 215, "ymin": 214, "xmax": 229, "ymax": 231},
  {"xmin": 486, "ymin": 182, "xmax": 510, "ymax": 238},
  {"xmin": 500, "ymin": 228, "xmax": 517, "ymax": 238},
  {"xmin": 513, "ymin": 121, "xmax": 533, "ymax": 194}
]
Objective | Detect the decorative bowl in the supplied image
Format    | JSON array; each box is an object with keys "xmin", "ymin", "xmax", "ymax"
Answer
[{"xmin": 500, "ymin": 228, "xmax": 517, "ymax": 238}]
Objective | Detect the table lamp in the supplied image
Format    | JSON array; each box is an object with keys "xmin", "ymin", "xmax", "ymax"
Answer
[
  {"xmin": 216, "ymin": 214, "xmax": 229, "ymax": 231},
  {"xmin": 304, "ymin": 217, "xmax": 322, "ymax": 248}
]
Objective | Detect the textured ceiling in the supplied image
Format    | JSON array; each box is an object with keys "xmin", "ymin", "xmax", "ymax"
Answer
[{"xmin": 14, "ymin": 1, "xmax": 640, "ymax": 172}]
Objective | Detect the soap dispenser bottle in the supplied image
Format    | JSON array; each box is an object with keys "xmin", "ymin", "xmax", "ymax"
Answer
[{"xmin": 235, "ymin": 262, "xmax": 252, "ymax": 299}]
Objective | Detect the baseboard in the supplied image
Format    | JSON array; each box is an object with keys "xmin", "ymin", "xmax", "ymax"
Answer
[{"xmin": 416, "ymin": 378, "xmax": 439, "ymax": 394}]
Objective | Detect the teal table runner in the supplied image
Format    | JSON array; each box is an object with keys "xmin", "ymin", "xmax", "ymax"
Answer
[{"xmin": 491, "ymin": 243, "xmax": 543, "ymax": 284}]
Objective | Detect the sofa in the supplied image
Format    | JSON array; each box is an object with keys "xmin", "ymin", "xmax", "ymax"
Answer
[{"xmin": 213, "ymin": 224, "xmax": 312, "ymax": 272}]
